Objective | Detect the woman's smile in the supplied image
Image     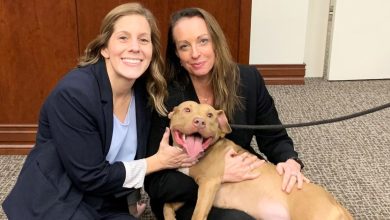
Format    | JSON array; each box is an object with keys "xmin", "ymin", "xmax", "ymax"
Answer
[{"xmin": 121, "ymin": 57, "xmax": 143, "ymax": 65}]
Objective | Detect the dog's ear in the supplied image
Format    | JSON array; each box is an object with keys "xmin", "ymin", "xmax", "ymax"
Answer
[
  {"xmin": 168, "ymin": 106, "xmax": 178, "ymax": 119},
  {"xmin": 217, "ymin": 110, "xmax": 232, "ymax": 135}
]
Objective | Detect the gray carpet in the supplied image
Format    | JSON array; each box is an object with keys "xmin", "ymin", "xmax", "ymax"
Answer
[{"xmin": 1, "ymin": 78, "xmax": 389, "ymax": 220}]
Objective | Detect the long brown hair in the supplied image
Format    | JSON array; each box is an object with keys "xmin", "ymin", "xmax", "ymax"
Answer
[
  {"xmin": 78, "ymin": 2, "xmax": 167, "ymax": 115},
  {"xmin": 165, "ymin": 7, "xmax": 242, "ymax": 120}
]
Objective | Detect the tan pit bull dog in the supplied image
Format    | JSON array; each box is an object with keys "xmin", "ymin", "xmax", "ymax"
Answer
[{"xmin": 164, "ymin": 101, "xmax": 353, "ymax": 220}]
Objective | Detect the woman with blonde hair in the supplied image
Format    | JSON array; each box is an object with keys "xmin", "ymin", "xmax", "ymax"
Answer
[{"xmin": 3, "ymin": 3, "xmax": 196, "ymax": 219}]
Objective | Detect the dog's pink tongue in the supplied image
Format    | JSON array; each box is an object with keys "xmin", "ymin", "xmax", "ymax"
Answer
[{"xmin": 184, "ymin": 136, "xmax": 204, "ymax": 158}]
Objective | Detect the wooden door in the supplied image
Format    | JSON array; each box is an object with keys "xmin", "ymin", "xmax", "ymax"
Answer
[{"xmin": 0, "ymin": 0, "xmax": 79, "ymax": 153}]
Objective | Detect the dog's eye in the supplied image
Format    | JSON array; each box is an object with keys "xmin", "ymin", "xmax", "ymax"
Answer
[
  {"xmin": 207, "ymin": 113, "xmax": 213, "ymax": 118},
  {"xmin": 184, "ymin": 107, "xmax": 191, "ymax": 113}
]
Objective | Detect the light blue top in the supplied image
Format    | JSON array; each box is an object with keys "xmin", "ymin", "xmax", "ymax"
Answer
[{"xmin": 106, "ymin": 94, "xmax": 137, "ymax": 164}]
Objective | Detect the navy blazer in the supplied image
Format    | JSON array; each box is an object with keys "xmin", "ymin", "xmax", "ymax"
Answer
[
  {"xmin": 3, "ymin": 59, "xmax": 152, "ymax": 219},
  {"xmin": 144, "ymin": 64, "xmax": 298, "ymax": 219}
]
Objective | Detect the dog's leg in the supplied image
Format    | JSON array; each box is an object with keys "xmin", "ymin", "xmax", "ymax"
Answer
[
  {"xmin": 163, "ymin": 202, "xmax": 184, "ymax": 220},
  {"xmin": 192, "ymin": 177, "xmax": 222, "ymax": 220}
]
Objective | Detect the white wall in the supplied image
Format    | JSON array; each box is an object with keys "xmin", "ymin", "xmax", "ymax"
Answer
[
  {"xmin": 250, "ymin": 0, "xmax": 329, "ymax": 78},
  {"xmin": 328, "ymin": 0, "xmax": 390, "ymax": 80},
  {"xmin": 304, "ymin": 0, "xmax": 331, "ymax": 77},
  {"xmin": 249, "ymin": 0, "xmax": 309, "ymax": 64},
  {"xmin": 250, "ymin": 0, "xmax": 390, "ymax": 80}
]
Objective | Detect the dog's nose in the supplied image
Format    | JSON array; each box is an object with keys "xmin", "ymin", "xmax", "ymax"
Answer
[{"xmin": 193, "ymin": 117, "xmax": 206, "ymax": 128}]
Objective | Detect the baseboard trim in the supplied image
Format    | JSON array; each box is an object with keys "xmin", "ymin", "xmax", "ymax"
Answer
[
  {"xmin": 0, "ymin": 64, "xmax": 305, "ymax": 155},
  {"xmin": 0, "ymin": 124, "xmax": 36, "ymax": 155},
  {"xmin": 255, "ymin": 64, "xmax": 306, "ymax": 85},
  {"xmin": 0, "ymin": 145, "xmax": 33, "ymax": 155}
]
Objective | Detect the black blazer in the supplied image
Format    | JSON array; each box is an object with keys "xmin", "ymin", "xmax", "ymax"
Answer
[
  {"xmin": 2, "ymin": 59, "xmax": 152, "ymax": 219},
  {"xmin": 144, "ymin": 64, "xmax": 298, "ymax": 218}
]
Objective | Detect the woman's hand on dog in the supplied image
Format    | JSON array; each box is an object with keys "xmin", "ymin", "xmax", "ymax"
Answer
[
  {"xmin": 276, "ymin": 159, "xmax": 310, "ymax": 193},
  {"xmin": 222, "ymin": 148, "xmax": 265, "ymax": 183},
  {"xmin": 153, "ymin": 128, "xmax": 198, "ymax": 170}
]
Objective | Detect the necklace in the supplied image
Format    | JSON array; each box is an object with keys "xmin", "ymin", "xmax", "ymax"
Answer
[{"xmin": 198, "ymin": 96, "xmax": 213, "ymax": 105}]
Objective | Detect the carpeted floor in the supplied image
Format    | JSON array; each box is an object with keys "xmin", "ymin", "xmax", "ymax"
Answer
[
  {"xmin": 1, "ymin": 78, "xmax": 389, "ymax": 220},
  {"xmin": 267, "ymin": 78, "xmax": 390, "ymax": 220}
]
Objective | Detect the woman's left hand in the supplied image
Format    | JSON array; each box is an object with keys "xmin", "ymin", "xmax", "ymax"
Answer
[
  {"xmin": 276, "ymin": 159, "xmax": 310, "ymax": 193},
  {"xmin": 222, "ymin": 148, "xmax": 265, "ymax": 183}
]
